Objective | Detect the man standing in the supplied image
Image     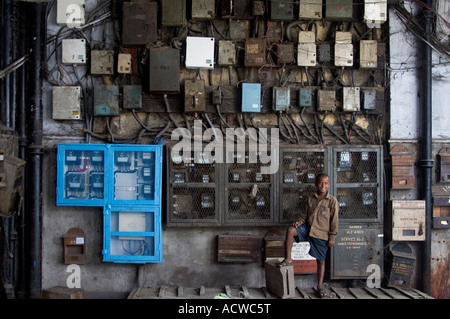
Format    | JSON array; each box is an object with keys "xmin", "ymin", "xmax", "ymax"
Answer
[{"xmin": 277, "ymin": 173, "xmax": 339, "ymax": 298}]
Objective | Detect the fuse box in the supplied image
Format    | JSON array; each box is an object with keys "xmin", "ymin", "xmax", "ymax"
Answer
[
  {"xmin": 299, "ymin": 89, "xmax": 313, "ymax": 108},
  {"xmin": 318, "ymin": 44, "xmax": 331, "ymax": 63},
  {"xmin": 362, "ymin": 89, "xmax": 377, "ymax": 110},
  {"xmin": 218, "ymin": 40, "xmax": 236, "ymax": 66},
  {"xmin": 123, "ymin": 85, "xmax": 142, "ymax": 110},
  {"xmin": 270, "ymin": 0, "xmax": 294, "ymax": 21},
  {"xmin": 343, "ymin": 87, "xmax": 360, "ymax": 112},
  {"xmin": 364, "ymin": 0, "xmax": 387, "ymax": 26},
  {"xmin": 122, "ymin": 2, "xmax": 157, "ymax": 45},
  {"xmin": 185, "ymin": 37, "xmax": 215, "ymax": 69},
  {"xmin": 52, "ymin": 86, "xmax": 82, "ymax": 120},
  {"xmin": 245, "ymin": 38, "xmax": 267, "ymax": 67},
  {"xmin": 56, "ymin": 0, "xmax": 85, "ymax": 27},
  {"xmin": 184, "ymin": 79, "xmax": 206, "ymax": 113},
  {"xmin": 91, "ymin": 50, "xmax": 114, "ymax": 75},
  {"xmin": 273, "ymin": 87, "xmax": 290, "ymax": 111},
  {"xmin": 326, "ymin": 0, "xmax": 353, "ymax": 21},
  {"xmin": 392, "ymin": 200, "xmax": 426, "ymax": 241},
  {"xmin": 335, "ymin": 32, "xmax": 353, "ymax": 67},
  {"xmin": 242, "ymin": 83, "xmax": 261, "ymax": 112},
  {"xmin": 317, "ymin": 90, "xmax": 336, "ymax": 111},
  {"xmin": 161, "ymin": 0, "xmax": 187, "ymax": 26},
  {"xmin": 117, "ymin": 53, "xmax": 132, "ymax": 74},
  {"xmin": 359, "ymin": 40, "xmax": 378, "ymax": 69},
  {"xmin": 297, "ymin": 31, "xmax": 316, "ymax": 67},
  {"xmin": 149, "ymin": 47, "xmax": 180, "ymax": 93},
  {"xmin": 93, "ymin": 85, "xmax": 119, "ymax": 116},
  {"xmin": 62, "ymin": 39, "xmax": 86, "ymax": 65},
  {"xmin": 299, "ymin": 0, "xmax": 322, "ymax": 19},
  {"xmin": 192, "ymin": 0, "xmax": 215, "ymax": 19},
  {"xmin": 103, "ymin": 205, "xmax": 163, "ymax": 263},
  {"xmin": 275, "ymin": 43, "xmax": 295, "ymax": 64}
]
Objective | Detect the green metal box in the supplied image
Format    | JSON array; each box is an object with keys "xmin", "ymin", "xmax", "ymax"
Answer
[{"xmin": 326, "ymin": 0, "xmax": 353, "ymax": 21}]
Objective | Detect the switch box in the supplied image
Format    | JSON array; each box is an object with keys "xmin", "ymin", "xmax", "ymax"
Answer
[
  {"xmin": 62, "ymin": 39, "xmax": 86, "ymax": 65},
  {"xmin": 275, "ymin": 43, "xmax": 295, "ymax": 64},
  {"xmin": 317, "ymin": 90, "xmax": 336, "ymax": 111},
  {"xmin": 192, "ymin": 0, "xmax": 215, "ymax": 19},
  {"xmin": 270, "ymin": 0, "xmax": 294, "ymax": 21},
  {"xmin": 364, "ymin": 0, "xmax": 387, "ymax": 26},
  {"xmin": 318, "ymin": 44, "xmax": 331, "ymax": 63},
  {"xmin": 117, "ymin": 53, "xmax": 132, "ymax": 74},
  {"xmin": 53, "ymin": 86, "xmax": 82, "ymax": 120},
  {"xmin": 91, "ymin": 50, "xmax": 114, "ymax": 75},
  {"xmin": 245, "ymin": 38, "xmax": 267, "ymax": 67},
  {"xmin": 392, "ymin": 200, "xmax": 426, "ymax": 241},
  {"xmin": 161, "ymin": 0, "xmax": 187, "ymax": 26},
  {"xmin": 218, "ymin": 40, "xmax": 236, "ymax": 66},
  {"xmin": 273, "ymin": 87, "xmax": 290, "ymax": 111},
  {"xmin": 359, "ymin": 40, "xmax": 378, "ymax": 69},
  {"xmin": 242, "ymin": 83, "xmax": 261, "ymax": 112},
  {"xmin": 335, "ymin": 32, "xmax": 353, "ymax": 67},
  {"xmin": 343, "ymin": 87, "xmax": 360, "ymax": 112},
  {"xmin": 299, "ymin": 0, "xmax": 322, "ymax": 19},
  {"xmin": 326, "ymin": 0, "xmax": 353, "ymax": 21},
  {"xmin": 93, "ymin": 85, "xmax": 119, "ymax": 116},
  {"xmin": 122, "ymin": 2, "xmax": 158, "ymax": 45},
  {"xmin": 362, "ymin": 89, "xmax": 377, "ymax": 110},
  {"xmin": 299, "ymin": 89, "xmax": 313, "ymax": 108},
  {"xmin": 57, "ymin": 0, "xmax": 85, "ymax": 27},
  {"xmin": 186, "ymin": 37, "xmax": 215, "ymax": 69},
  {"xmin": 123, "ymin": 85, "xmax": 142, "ymax": 110},
  {"xmin": 297, "ymin": 31, "xmax": 316, "ymax": 67},
  {"xmin": 184, "ymin": 79, "xmax": 206, "ymax": 113},
  {"xmin": 149, "ymin": 47, "xmax": 180, "ymax": 93}
]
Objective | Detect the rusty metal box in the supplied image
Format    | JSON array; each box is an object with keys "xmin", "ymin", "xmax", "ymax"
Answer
[
  {"xmin": 265, "ymin": 260, "xmax": 295, "ymax": 298},
  {"xmin": 122, "ymin": 2, "xmax": 157, "ymax": 45},
  {"xmin": 93, "ymin": 85, "xmax": 119, "ymax": 116},
  {"xmin": 218, "ymin": 40, "xmax": 236, "ymax": 66},
  {"xmin": 192, "ymin": 0, "xmax": 215, "ymax": 20},
  {"xmin": 90, "ymin": 50, "xmax": 114, "ymax": 75},
  {"xmin": 326, "ymin": 0, "xmax": 353, "ymax": 21},
  {"xmin": 275, "ymin": 43, "xmax": 295, "ymax": 64},
  {"xmin": 123, "ymin": 85, "xmax": 142, "ymax": 110},
  {"xmin": 149, "ymin": 47, "xmax": 180, "ymax": 93},
  {"xmin": 244, "ymin": 38, "xmax": 267, "ymax": 67},
  {"xmin": 392, "ymin": 200, "xmax": 425, "ymax": 241},
  {"xmin": 184, "ymin": 79, "xmax": 206, "ymax": 113},
  {"xmin": 161, "ymin": 0, "xmax": 187, "ymax": 26},
  {"xmin": 391, "ymin": 145, "xmax": 415, "ymax": 189},
  {"xmin": 317, "ymin": 90, "xmax": 336, "ymax": 111},
  {"xmin": 270, "ymin": 0, "xmax": 294, "ymax": 21}
]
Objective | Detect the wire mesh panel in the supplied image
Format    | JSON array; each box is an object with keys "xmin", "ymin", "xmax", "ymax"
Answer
[
  {"xmin": 279, "ymin": 147, "xmax": 327, "ymax": 223},
  {"xmin": 332, "ymin": 147, "xmax": 383, "ymax": 222}
]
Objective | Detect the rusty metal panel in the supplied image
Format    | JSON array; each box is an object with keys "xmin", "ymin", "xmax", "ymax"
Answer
[
  {"xmin": 184, "ymin": 79, "xmax": 206, "ymax": 113},
  {"xmin": 122, "ymin": 2, "xmax": 157, "ymax": 45},
  {"xmin": 331, "ymin": 223, "xmax": 383, "ymax": 279},
  {"xmin": 387, "ymin": 243, "xmax": 415, "ymax": 289},
  {"xmin": 244, "ymin": 38, "xmax": 267, "ymax": 67},
  {"xmin": 149, "ymin": 47, "xmax": 180, "ymax": 93},
  {"xmin": 217, "ymin": 234, "xmax": 262, "ymax": 263},
  {"xmin": 161, "ymin": 0, "xmax": 187, "ymax": 26}
]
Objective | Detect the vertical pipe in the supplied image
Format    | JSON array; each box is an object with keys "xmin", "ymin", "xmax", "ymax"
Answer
[
  {"xmin": 420, "ymin": 0, "xmax": 433, "ymax": 295},
  {"xmin": 25, "ymin": 1, "xmax": 45, "ymax": 299}
]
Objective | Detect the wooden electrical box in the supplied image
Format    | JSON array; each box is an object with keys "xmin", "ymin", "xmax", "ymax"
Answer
[
  {"xmin": 391, "ymin": 145, "xmax": 415, "ymax": 189},
  {"xmin": 217, "ymin": 234, "xmax": 262, "ymax": 263},
  {"xmin": 63, "ymin": 227, "xmax": 86, "ymax": 264}
]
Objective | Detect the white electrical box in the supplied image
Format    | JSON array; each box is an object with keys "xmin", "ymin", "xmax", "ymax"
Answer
[
  {"xmin": 335, "ymin": 32, "xmax": 353, "ymax": 67},
  {"xmin": 392, "ymin": 200, "xmax": 426, "ymax": 241},
  {"xmin": 117, "ymin": 53, "xmax": 132, "ymax": 74},
  {"xmin": 57, "ymin": 0, "xmax": 85, "ymax": 27},
  {"xmin": 297, "ymin": 31, "xmax": 316, "ymax": 67},
  {"xmin": 218, "ymin": 40, "xmax": 236, "ymax": 66},
  {"xmin": 186, "ymin": 37, "xmax": 215, "ymax": 69},
  {"xmin": 299, "ymin": 0, "xmax": 322, "ymax": 19},
  {"xmin": 343, "ymin": 87, "xmax": 360, "ymax": 112},
  {"xmin": 118, "ymin": 212, "xmax": 146, "ymax": 240},
  {"xmin": 364, "ymin": 0, "xmax": 387, "ymax": 27},
  {"xmin": 52, "ymin": 86, "xmax": 82, "ymax": 120},
  {"xmin": 359, "ymin": 40, "xmax": 378, "ymax": 69},
  {"xmin": 62, "ymin": 39, "xmax": 86, "ymax": 65},
  {"xmin": 91, "ymin": 50, "xmax": 114, "ymax": 75}
]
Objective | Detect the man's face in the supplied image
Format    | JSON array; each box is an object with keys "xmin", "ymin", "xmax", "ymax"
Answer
[{"xmin": 315, "ymin": 176, "xmax": 330, "ymax": 195}]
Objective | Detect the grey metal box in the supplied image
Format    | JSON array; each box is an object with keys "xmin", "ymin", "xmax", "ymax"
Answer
[
  {"xmin": 299, "ymin": 88, "xmax": 313, "ymax": 108},
  {"xmin": 52, "ymin": 86, "xmax": 82, "ymax": 120},
  {"xmin": 161, "ymin": 0, "xmax": 187, "ymax": 26},
  {"xmin": 122, "ymin": 2, "xmax": 157, "ymax": 45},
  {"xmin": 265, "ymin": 260, "xmax": 295, "ymax": 298},
  {"xmin": 317, "ymin": 90, "xmax": 336, "ymax": 111},
  {"xmin": 272, "ymin": 87, "xmax": 290, "ymax": 111},
  {"xmin": 299, "ymin": 0, "xmax": 322, "ymax": 19},
  {"xmin": 326, "ymin": 0, "xmax": 353, "ymax": 21},
  {"xmin": 149, "ymin": 47, "xmax": 180, "ymax": 93},
  {"xmin": 191, "ymin": 0, "xmax": 215, "ymax": 19},
  {"xmin": 270, "ymin": 0, "xmax": 294, "ymax": 21},
  {"xmin": 123, "ymin": 85, "xmax": 142, "ymax": 110},
  {"xmin": 218, "ymin": 40, "xmax": 236, "ymax": 66},
  {"xmin": 91, "ymin": 50, "xmax": 114, "ymax": 75},
  {"xmin": 93, "ymin": 85, "xmax": 119, "ymax": 116}
]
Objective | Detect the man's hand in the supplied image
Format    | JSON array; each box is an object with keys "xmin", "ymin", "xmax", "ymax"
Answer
[
  {"xmin": 292, "ymin": 221, "xmax": 304, "ymax": 228},
  {"xmin": 328, "ymin": 239, "xmax": 335, "ymax": 247}
]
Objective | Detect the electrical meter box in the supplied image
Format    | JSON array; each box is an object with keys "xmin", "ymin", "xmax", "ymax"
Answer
[
  {"xmin": 335, "ymin": 33, "xmax": 353, "ymax": 67},
  {"xmin": 218, "ymin": 40, "xmax": 236, "ymax": 66},
  {"xmin": 62, "ymin": 39, "xmax": 86, "ymax": 65},
  {"xmin": 192, "ymin": 0, "xmax": 215, "ymax": 19},
  {"xmin": 273, "ymin": 87, "xmax": 290, "ymax": 111},
  {"xmin": 392, "ymin": 200, "xmax": 426, "ymax": 241},
  {"xmin": 359, "ymin": 40, "xmax": 378, "ymax": 69},
  {"xmin": 299, "ymin": 0, "xmax": 322, "ymax": 19},
  {"xmin": 103, "ymin": 205, "xmax": 163, "ymax": 263},
  {"xmin": 270, "ymin": 0, "xmax": 294, "ymax": 21},
  {"xmin": 242, "ymin": 83, "xmax": 261, "ymax": 112},
  {"xmin": 57, "ymin": 0, "xmax": 85, "ymax": 27},
  {"xmin": 161, "ymin": 0, "xmax": 187, "ymax": 26},
  {"xmin": 364, "ymin": 0, "xmax": 387, "ymax": 26},
  {"xmin": 122, "ymin": 2, "xmax": 158, "ymax": 46},
  {"xmin": 318, "ymin": 44, "xmax": 331, "ymax": 63},
  {"xmin": 52, "ymin": 86, "xmax": 82, "ymax": 120},
  {"xmin": 362, "ymin": 89, "xmax": 377, "ymax": 110},
  {"xmin": 184, "ymin": 79, "xmax": 206, "ymax": 113},
  {"xmin": 91, "ymin": 50, "xmax": 114, "ymax": 75},
  {"xmin": 326, "ymin": 0, "xmax": 353, "ymax": 21},
  {"xmin": 297, "ymin": 31, "xmax": 316, "ymax": 67},
  {"xmin": 149, "ymin": 47, "xmax": 180, "ymax": 93},
  {"xmin": 117, "ymin": 53, "xmax": 132, "ymax": 74},
  {"xmin": 123, "ymin": 85, "xmax": 142, "ymax": 110},
  {"xmin": 317, "ymin": 90, "xmax": 336, "ymax": 111},
  {"xmin": 185, "ymin": 37, "xmax": 215, "ymax": 69},
  {"xmin": 299, "ymin": 88, "xmax": 313, "ymax": 108},
  {"xmin": 275, "ymin": 43, "xmax": 295, "ymax": 64},
  {"xmin": 343, "ymin": 87, "xmax": 360, "ymax": 112},
  {"xmin": 245, "ymin": 38, "xmax": 267, "ymax": 67},
  {"xmin": 94, "ymin": 85, "xmax": 119, "ymax": 116}
]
